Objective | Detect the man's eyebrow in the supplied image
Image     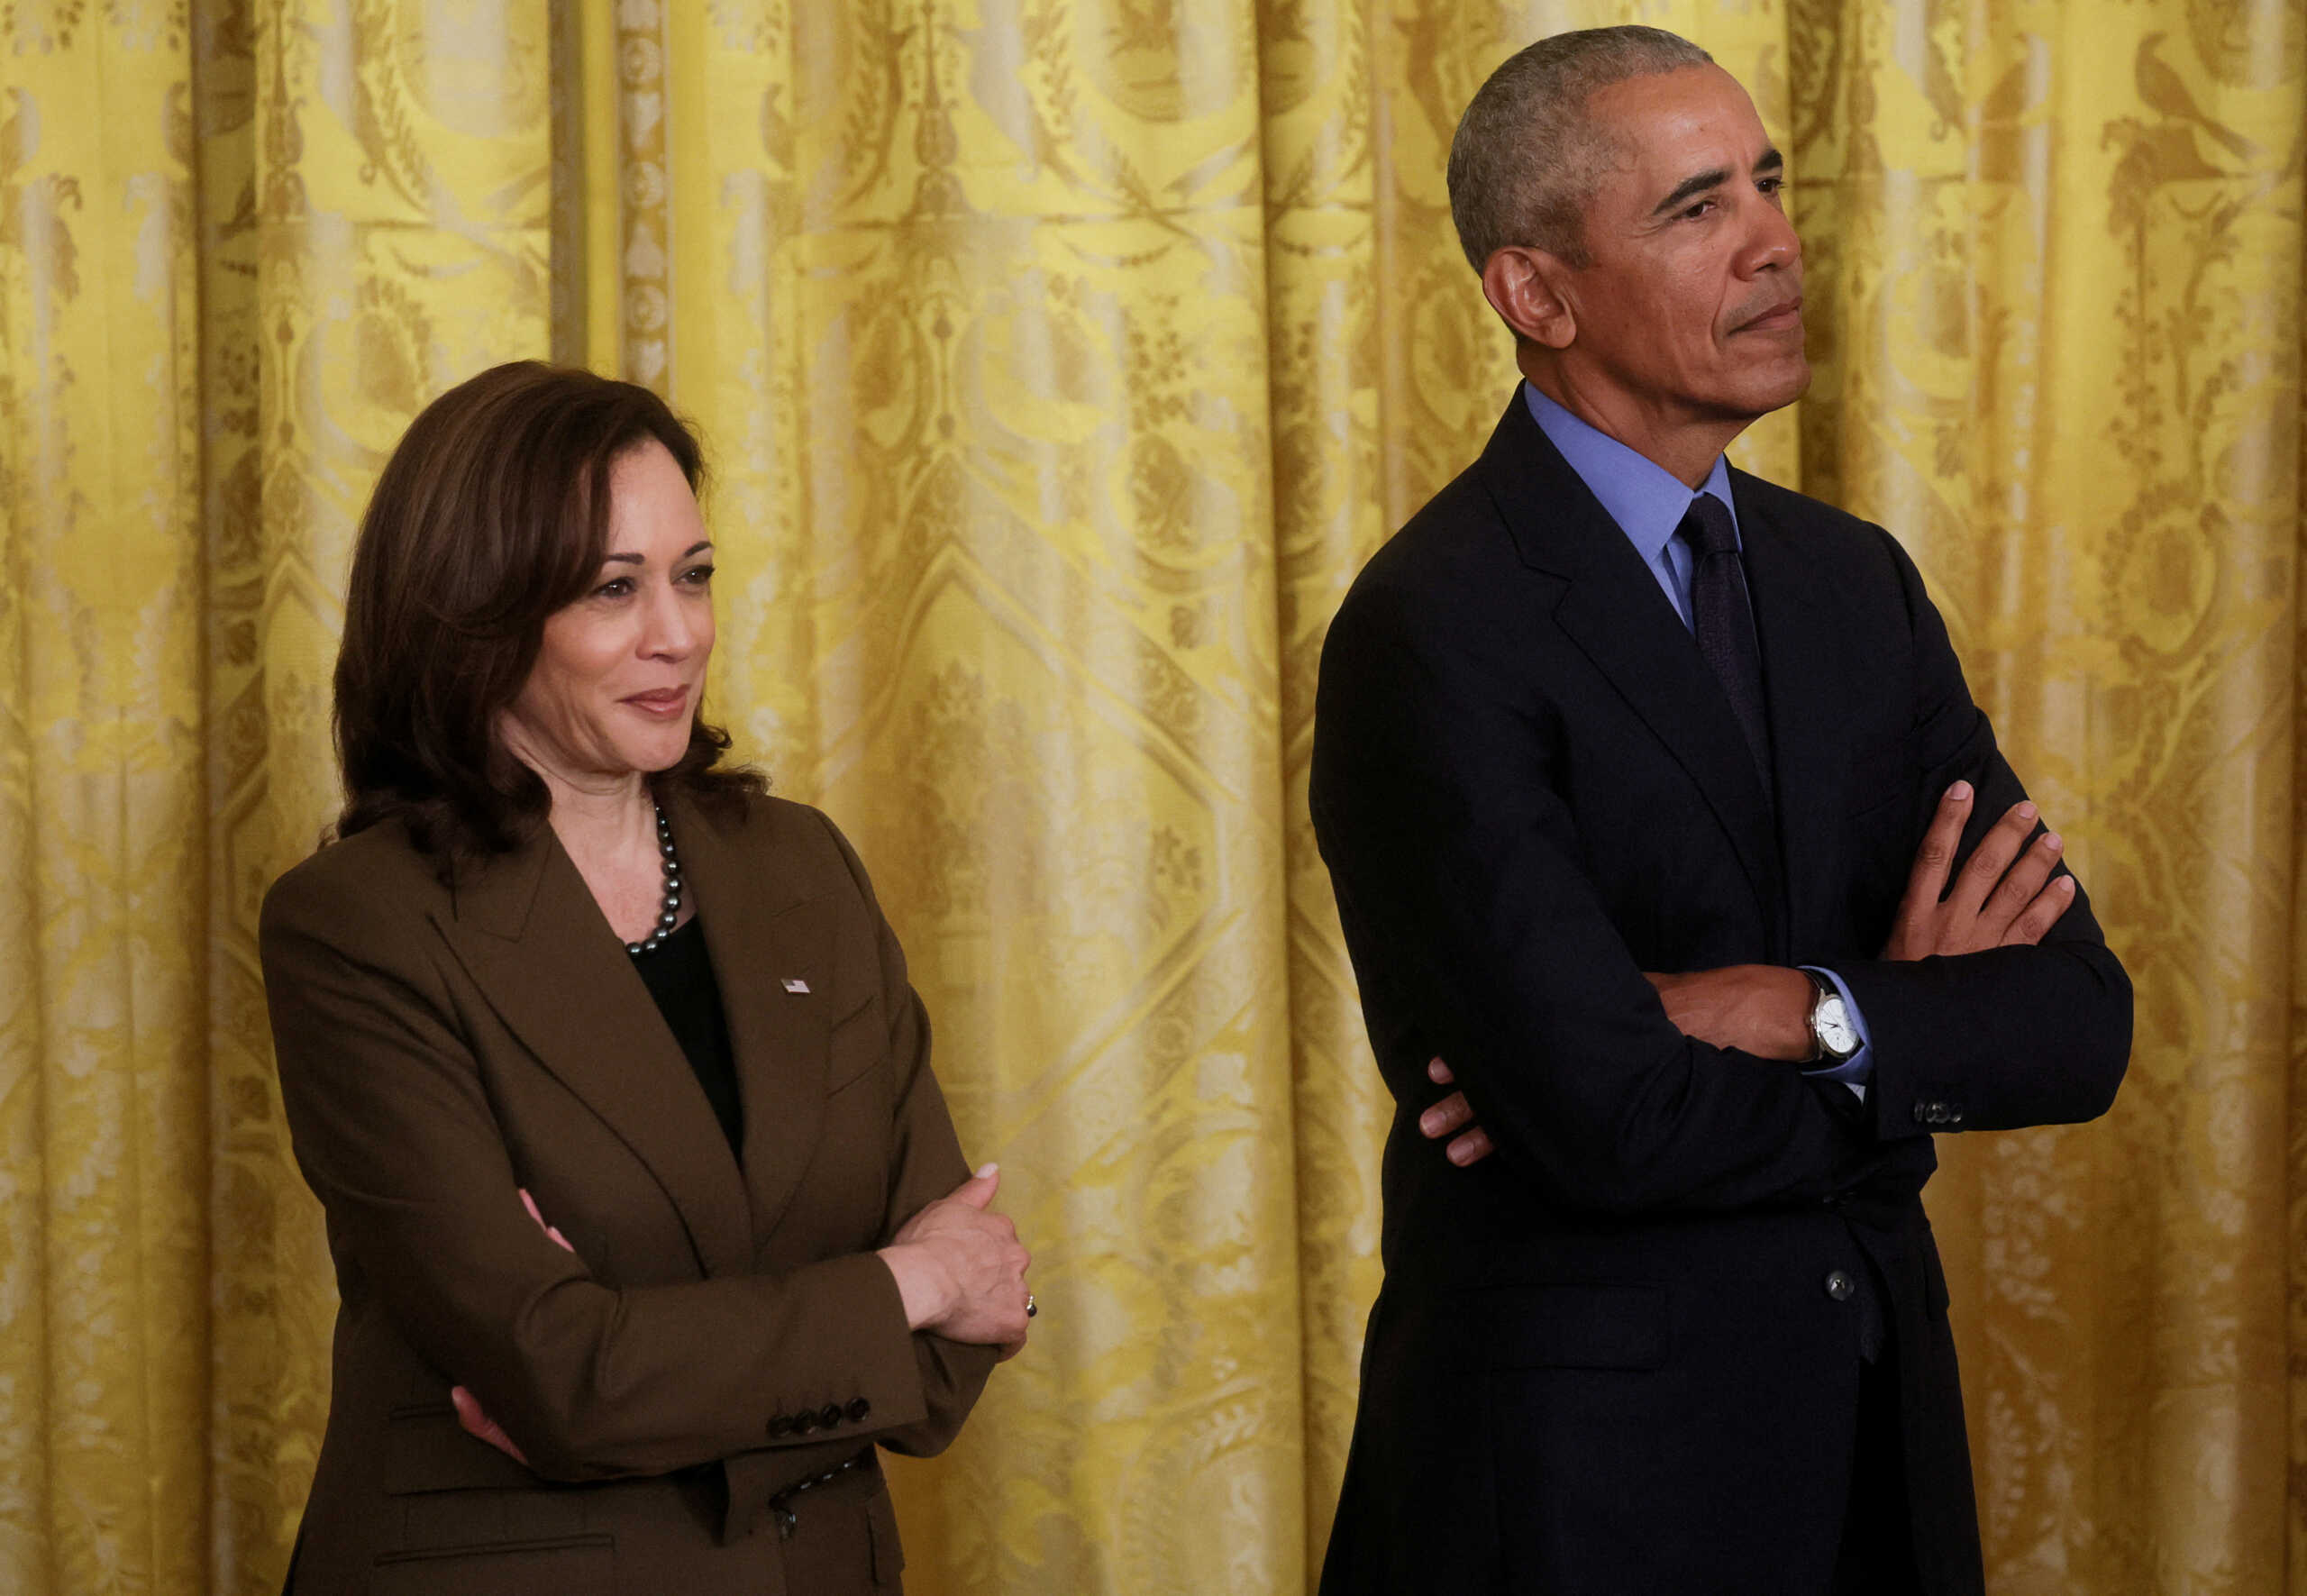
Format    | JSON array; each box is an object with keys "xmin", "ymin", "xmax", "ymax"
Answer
[
  {"xmin": 1651, "ymin": 167, "xmax": 1730, "ymax": 218},
  {"xmin": 1649, "ymin": 147, "xmax": 1785, "ymax": 219},
  {"xmin": 600, "ymin": 540, "xmax": 714, "ymax": 565}
]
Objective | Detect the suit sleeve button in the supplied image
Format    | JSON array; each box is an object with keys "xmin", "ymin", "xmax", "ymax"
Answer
[
  {"xmin": 820, "ymin": 1403, "xmax": 845, "ymax": 1429},
  {"xmin": 1824, "ymin": 1269, "xmax": 1856, "ymax": 1301},
  {"xmin": 768, "ymin": 1416, "xmax": 792, "ymax": 1438},
  {"xmin": 795, "ymin": 1412, "xmax": 818, "ymax": 1435},
  {"xmin": 847, "ymin": 1397, "xmax": 871, "ymax": 1422},
  {"xmin": 1911, "ymin": 1102, "xmax": 1931, "ymax": 1123}
]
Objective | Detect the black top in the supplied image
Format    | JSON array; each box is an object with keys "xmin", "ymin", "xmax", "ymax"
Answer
[{"xmin": 630, "ymin": 916, "xmax": 742, "ymax": 1154}]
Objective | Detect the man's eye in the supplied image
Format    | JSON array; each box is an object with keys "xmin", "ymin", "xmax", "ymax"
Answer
[
  {"xmin": 1681, "ymin": 199, "xmax": 1714, "ymax": 220},
  {"xmin": 1757, "ymin": 177, "xmax": 1784, "ymax": 195}
]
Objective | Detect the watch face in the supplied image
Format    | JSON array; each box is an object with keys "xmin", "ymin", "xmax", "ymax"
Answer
[{"xmin": 1817, "ymin": 998, "xmax": 1858, "ymax": 1056}]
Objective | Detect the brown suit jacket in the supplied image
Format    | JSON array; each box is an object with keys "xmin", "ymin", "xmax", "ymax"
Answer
[{"xmin": 260, "ymin": 789, "xmax": 995, "ymax": 1596}]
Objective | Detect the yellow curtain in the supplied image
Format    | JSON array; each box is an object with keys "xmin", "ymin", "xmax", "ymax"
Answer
[{"xmin": 0, "ymin": 2, "xmax": 2299, "ymax": 1592}]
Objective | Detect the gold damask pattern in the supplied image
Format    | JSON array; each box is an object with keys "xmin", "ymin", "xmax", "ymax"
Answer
[
  {"xmin": 0, "ymin": 4, "xmax": 2301, "ymax": 1594},
  {"xmin": 615, "ymin": 0, "xmax": 672, "ymax": 387}
]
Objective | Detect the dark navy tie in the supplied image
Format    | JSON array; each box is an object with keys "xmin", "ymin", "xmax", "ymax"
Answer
[{"xmin": 1675, "ymin": 494, "xmax": 1773, "ymax": 798}]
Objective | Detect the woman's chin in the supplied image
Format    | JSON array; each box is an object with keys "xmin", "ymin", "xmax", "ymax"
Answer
[{"xmin": 595, "ymin": 732, "xmax": 692, "ymax": 780}]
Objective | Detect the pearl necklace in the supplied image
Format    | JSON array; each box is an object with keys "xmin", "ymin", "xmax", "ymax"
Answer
[{"xmin": 624, "ymin": 799, "xmax": 684, "ymax": 956}]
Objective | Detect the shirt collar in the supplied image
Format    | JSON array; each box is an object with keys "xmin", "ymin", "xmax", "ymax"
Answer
[{"xmin": 1522, "ymin": 381, "xmax": 1740, "ymax": 559}]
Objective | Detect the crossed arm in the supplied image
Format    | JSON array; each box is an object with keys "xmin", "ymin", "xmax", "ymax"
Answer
[
  {"xmin": 1420, "ymin": 779, "xmax": 2074, "ymax": 1166},
  {"xmin": 262, "ymin": 858, "xmax": 1028, "ymax": 1482},
  {"xmin": 452, "ymin": 1168, "xmax": 1032, "ymax": 1464}
]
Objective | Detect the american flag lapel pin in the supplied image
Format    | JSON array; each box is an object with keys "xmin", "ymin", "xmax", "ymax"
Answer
[{"xmin": 782, "ymin": 978, "xmax": 810, "ymax": 994}]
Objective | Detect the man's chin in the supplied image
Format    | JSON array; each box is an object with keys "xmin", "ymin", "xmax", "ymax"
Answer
[{"xmin": 1723, "ymin": 358, "xmax": 1812, "ymax": 420}]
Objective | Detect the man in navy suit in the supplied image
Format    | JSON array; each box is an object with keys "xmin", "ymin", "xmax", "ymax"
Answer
[{"xmin": 1310, "ymin": 27, "xmax": 2129, "ymax": 1595}]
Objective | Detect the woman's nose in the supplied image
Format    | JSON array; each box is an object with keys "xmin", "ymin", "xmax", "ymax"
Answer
[{"xmin": 641, "ymin": 585, "xmax": 699, "ymax": 656}]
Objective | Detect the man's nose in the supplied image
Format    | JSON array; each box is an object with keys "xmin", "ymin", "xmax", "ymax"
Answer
[{"xmin": 1740, "ymin": 199, "xmax": 1801, "ymax": 275}]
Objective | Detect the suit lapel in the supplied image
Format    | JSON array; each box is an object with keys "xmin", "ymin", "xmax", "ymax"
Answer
[
  {"xmin": 670, "ymin": 792, "xmax": 839, "ymax": 1252},
  {"xmin": 1478, "ymin": 397, "xmax": 1785, "ymax": 944},
  {"xmin": 1735, "ymin": 472, "xmax": 1867, "ymax": 956},
  {"xmin": 433, "ymin": 823, "xmax": 756, "ymax": 1278}
]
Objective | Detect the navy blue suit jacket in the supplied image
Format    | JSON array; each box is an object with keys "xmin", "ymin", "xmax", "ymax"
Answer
[{"xmin": 1310, "ymin": 396, "xmax": 2130, "ymax": 1595}]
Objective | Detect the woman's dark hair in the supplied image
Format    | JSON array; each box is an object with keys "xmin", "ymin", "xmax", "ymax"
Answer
[{"xmin": 333, "ymin": 360, "xmax": 763, "ymax": 861}]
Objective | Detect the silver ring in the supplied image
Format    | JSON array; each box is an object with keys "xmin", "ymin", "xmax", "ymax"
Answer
[{"xmin": 1025, "ymin": 1293, "xmax": 1037, "ymax": 1319}]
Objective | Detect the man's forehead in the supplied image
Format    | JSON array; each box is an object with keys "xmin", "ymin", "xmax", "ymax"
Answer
[{"xmin": 1586, "ymin": 66, "xmax": 1773, "ymax": 182}]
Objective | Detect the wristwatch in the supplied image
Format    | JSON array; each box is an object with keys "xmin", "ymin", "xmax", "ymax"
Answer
[{"xmin": 1805, "ymin": 970, "xmax": 1861, "ymax": 1065}]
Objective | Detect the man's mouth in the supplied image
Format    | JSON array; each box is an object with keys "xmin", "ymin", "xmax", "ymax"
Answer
[{"xmin": 1734, "ymin": 296, "xmax": 1804, "ymax": 334}]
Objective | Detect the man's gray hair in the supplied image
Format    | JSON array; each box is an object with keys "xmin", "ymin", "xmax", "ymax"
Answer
[{"xmin": 1448, "ymin": 26, "xmax": 1714, "ymax": 272}]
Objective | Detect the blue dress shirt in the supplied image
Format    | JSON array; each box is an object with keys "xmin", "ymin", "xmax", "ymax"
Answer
[{"xmin": 1524, "ymin": 383, "xmax": 1873, "ymax": 1094}]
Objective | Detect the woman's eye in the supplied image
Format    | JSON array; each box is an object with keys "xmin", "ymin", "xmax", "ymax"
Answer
[
  {"xmin": 595, "ymin": 577, "xmax": 633, "ymax": 598},
  {"xmin": 681, "ymin": 563, "xmax": 716, "ymax": 585}
]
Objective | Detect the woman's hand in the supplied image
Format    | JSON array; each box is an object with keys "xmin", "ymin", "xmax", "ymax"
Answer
[
  {"xmin": 879, "ymin": 1164, "xmax": 1033, "ymax": 1359},
  {"xmin": 451, "ymin": 1384, "xmax": 529, "ymax": 1464},
  {"xmin": 451, "ymin": 1188, "xmax": 574, "ymax": 1464}
]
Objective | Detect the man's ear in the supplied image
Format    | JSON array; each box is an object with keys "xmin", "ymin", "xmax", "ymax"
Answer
[{"xmin": 1481, "ymin": 246, "xmax": 1577, "ymax": 350}]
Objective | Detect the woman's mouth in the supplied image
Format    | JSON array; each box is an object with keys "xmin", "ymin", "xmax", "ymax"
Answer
[{"xmin": 622, "ymin": 688, "xmax": 690, "ymax": 717}]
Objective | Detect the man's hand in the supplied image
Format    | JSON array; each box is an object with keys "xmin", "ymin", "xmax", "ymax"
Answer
[
  {"xmin": 1418, "ymin": 1058, "xmax": 1493, "ymax": 1167},
  {"xmin": 1423, "ymin": 780, "xmax": 2077, "ymax": 1170},
  {"xmin": 1642, "ymin": 965, "xmax": 1813, "ymax": 1060},
  {"xmin": 1882, "ymin": 780, "xmax": 2072, "ymax": 959},
  {"xmin": 1420, "ymin": 968, "xmax": 1813, "ymax": 1170}
]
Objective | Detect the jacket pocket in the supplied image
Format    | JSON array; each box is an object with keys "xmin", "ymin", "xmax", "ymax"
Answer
[
  {"xmin": 1476, "ymin": 1283, "xmax": 1669, "ymax": 1371},
  {"xmin": 369, "ymin": 1533, "xmax": 612, "ymax": 1596},
  {"xmin": 382, "ymin": 1402, "xmax": 542, "ymax": 1494}
]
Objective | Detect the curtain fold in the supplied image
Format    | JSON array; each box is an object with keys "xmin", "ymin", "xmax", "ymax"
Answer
[{"xmin": 0, "ymin": 3, "xmax": 2300, "ymax": 1592}]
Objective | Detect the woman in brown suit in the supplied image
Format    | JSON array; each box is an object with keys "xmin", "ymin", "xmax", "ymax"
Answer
[{"xmin": 261, "ymin": 361, "xmax": 1031, "ymax": 1594}]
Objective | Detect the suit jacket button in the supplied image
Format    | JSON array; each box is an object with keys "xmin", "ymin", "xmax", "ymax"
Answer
[
  {"xmin": 1824, "ymin": 1269, "xmax": 1856, "ymax": 1302},
  {"xmin": 820, "ymin": 1403, "xmax": 845, "ymax": 1429},
  {"xmin": 846, "ymin": 1397, "xmax": 871, "ymax": 1422}
]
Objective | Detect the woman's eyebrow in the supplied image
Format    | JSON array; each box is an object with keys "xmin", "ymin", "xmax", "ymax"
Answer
[{"xmin": 599, "ymin": 540, "xmax": 713, "ymax": 565}]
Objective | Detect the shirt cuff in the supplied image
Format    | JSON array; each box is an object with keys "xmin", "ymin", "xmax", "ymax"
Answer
[{"xmin": 1797, "ymin": 965, "xmax": 1872, "ymax": 1102}]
